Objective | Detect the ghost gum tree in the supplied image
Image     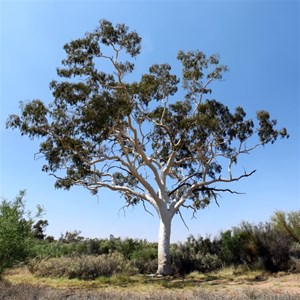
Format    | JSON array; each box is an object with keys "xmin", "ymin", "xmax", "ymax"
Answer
[{"xmin": 7, "ymin": 20, "xmax": 288, "ymax": 275}]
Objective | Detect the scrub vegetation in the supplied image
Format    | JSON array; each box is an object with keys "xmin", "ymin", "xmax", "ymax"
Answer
[{"xmin": 1, "ymin": 192, "xmax": 299, "ymax": 298}]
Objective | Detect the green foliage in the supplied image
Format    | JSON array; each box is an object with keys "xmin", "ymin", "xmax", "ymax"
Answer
[
  {"xmin": 218, "ymin": 224, "xmax": 257, "ymax": 266},
  {"xmin": 0, "ymin": 191, "xmax": 36, "ymax": 275},
  {"xmin": 130, "ymin": 244, "xmax": 158, "ymax": 274}
]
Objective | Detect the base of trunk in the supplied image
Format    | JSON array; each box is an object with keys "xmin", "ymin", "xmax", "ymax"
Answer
[
  {"xmin": 157, "ymin": 215, "xmax": 173, "ymax": 276},
  {"xmin": 156, "ymin": 265, "xmax": 173, "ymax": 276}
]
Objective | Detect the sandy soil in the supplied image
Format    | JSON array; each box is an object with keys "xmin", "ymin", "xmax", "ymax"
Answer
[{"xmin": 192, "ymin": 272, "xmax": 300, "ymax": 297}]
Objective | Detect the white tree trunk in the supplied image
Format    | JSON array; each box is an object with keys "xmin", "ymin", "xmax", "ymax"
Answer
[{"xmin": 156, "ymin": 213, "xmax": 173, "ymax": 275}]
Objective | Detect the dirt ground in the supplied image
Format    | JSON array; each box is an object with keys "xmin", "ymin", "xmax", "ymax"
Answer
[
  {"xmin": 193, "ymin": 272, "xmax": 300, "ymax": 298},
  {"xmin": 2, "ymin": 268, "xmax": 300, "ymax": 299}
]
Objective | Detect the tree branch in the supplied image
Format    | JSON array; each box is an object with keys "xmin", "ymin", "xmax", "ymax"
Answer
[
  {"xmin": 142, "ymin": 200, "xmax": 155, "ymax": 217},
  {"xmin": 177, "ymin": 209, "xmax": 189, "ymax": 230},
  {"xmin": 126, "ymin": 115, "xmax": 165, "ymax": 200},
  {"xmin": 174, "ymin": 169, "xmax": 256, "ymax": 211},
  {"xmin": 182, "ymin": 203, "xmax": 197, "ymax": 219}
]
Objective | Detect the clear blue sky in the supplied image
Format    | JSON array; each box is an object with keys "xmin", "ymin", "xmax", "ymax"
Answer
[{"xmin": 1, "ymin": 0, "xmax": 299, "ymax": 242}]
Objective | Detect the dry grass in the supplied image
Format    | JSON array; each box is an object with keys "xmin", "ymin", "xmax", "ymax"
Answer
[{"xmin": 2, "ymin": 267, "xmax": 300, "ymax": 299}]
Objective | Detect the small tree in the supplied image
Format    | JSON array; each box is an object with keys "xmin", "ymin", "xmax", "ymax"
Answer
[
  {"xmin": 32, "ymin": 219, "xmax": 49, "ymax": 240},
  {"xmin": 0, "ymin": 191, "xmax": 36, "ymax": 274},
  {"xmin": 7, "ymin": 20, "xmax": 288, "ymax": 275}
]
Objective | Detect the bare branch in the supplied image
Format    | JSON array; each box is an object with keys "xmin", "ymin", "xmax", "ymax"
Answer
[
  {"xmin": 119, "ymin": 202, "xmax": 129, "ymax": 217},
  {"xmin": 204, "ymin": 169, "xmax": 257, "ymax": 186},
  {"xmin": 178, "ymin": 209, "xmax": 189, "ymax": 230},
  {"xmin": 142, "ymin": 200, "xmax": 155, "ymax": 217},
  {"xmin": 174, "ymin": 169, "xmax": 256, "ymax": 211},
  {"xmin": 118, "ymin": 197, "xmax": 155, "ymax": 218},
  {"xmin": 182, "ymin": 203, "xmax": 197, "ymax": 219},
  {"xmin": 201, "ymin": 186, "xmax": 245, "ymax": 195}
]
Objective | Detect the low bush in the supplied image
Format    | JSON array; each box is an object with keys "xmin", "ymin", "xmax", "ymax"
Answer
[
  {"xmin": 171, "ymin": 240, "xmax": 222, "ymax": 275},
  {"xmin": 289, "ymin": 243, "xmax": 300, "ymax": 272},
  {"xmin": 252, "ymin": 222, "xmax": 292, "ymax": 272},
  {"xmin": 29, "ymin": 252, "xmax": 138, "ymax": 280},
  {"xmin": 130, "ymin": 245, "xmax": 158, "ymax": 274},
  {"xmin": 173, "ymin": 252, "xmax": 222, "ymax": 274}
]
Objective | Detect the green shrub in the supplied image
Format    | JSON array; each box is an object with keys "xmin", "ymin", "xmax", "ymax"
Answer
[
  {"xmin": 218, "ymin": 223, "xmax": 258, "ymax": 267},
  {"xmin": 194, "ymin": 253, "xmax": 222, "ymax": 272},
  {"xmin": 130, "ymin": 246, "xmax": 158, "ymax": 274},
  {"xmin": 252, "ymin": 222, "xmax": 292, "ymax": 272},
  {"xmin": 216, "ymin": 218, "xmax": 298, "ymax": 272},
  {"xmin": 171, "ymin": 238, "xmax": 222, "ymax": 275},
  {"xmin": 172, "ymin": 251, "xmax": 221, "ymax": 274}
]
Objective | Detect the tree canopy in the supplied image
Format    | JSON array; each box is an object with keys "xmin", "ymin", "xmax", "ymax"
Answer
[{"xmin": 7, "ymin": 20, "xmax": 288, "ymax": 274}]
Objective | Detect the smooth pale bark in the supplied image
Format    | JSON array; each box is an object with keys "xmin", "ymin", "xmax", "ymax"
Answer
[{"xmin": 156, "ymin": 212, "xmax": 173, "ymax": 275}]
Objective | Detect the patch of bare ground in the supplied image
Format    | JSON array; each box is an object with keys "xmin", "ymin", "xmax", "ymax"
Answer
[
  {"xmin": 1, "ymin": 267, "xmax": 299, "ymax": 299},
  {"xmin": 196, "ymin": 271, "xmax": 300, "ymax": 294}
]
